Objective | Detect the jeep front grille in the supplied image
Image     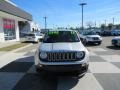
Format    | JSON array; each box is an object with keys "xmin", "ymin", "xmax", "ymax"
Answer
[
  {"xmin": 47, "ymin": 52, "xmax": 77, "ymax": 62},
  {"xmin": 93, "ymin": 37, "xmax": 99, "ymax": 40},
  {"xmin": 112, "ymin": 40, "xmax": 118, "ymax": 44}
]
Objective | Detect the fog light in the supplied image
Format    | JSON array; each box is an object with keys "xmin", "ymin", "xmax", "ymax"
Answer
[
  {"xmin": 38, "ymin": 64, "xmax": 43, "ymax": 68},
  {"xmin": 82, "ymin": 63, "xmax": 86, "ymax": 67},
  {"xmin": 40, "ymin": 52, "xmax": 47, "ymax": 59}
]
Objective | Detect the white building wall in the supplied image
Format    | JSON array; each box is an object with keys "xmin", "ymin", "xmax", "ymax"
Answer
[
  {"xmin": 0, "ymin": 18, "xmax": 23, "ymax": 42},
  {"xmin": 30, "ymin": 22, "xmax": 41, "ymax": 32},
  {"xmin": 0, "ymin": 11, "xmax": 32, "ymax": 42},
  {"xmin": 0, "ymin": 17, "xmax": 5, "ymax": 42},
  {"xmin": 15, "ymin": 20, "xmax": 20, "ymax": 41}
]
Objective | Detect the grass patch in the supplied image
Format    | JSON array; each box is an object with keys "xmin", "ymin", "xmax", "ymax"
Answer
[{"xmin": 0, "ymin": 43, "xmax": 29, "ymax": 51}]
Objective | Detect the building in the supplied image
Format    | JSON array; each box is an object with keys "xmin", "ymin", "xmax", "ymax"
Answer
[
  {"xmin": 30, "ymin": 22, "xmax": 41, "ymax": 32},
  {"xmin": 0, "ymin": 0, "xmax": 32, "ymax": 42}
]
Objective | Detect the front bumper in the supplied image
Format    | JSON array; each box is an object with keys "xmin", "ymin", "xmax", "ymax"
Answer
[
  {"xmin": 26, "ymin": 39, "xmax": 37, "ymax": 42},
  {"xmin": 112, "ymin": 42, "xmax": 120, "ymax": 46},
  {"xmin": 112, "ymin": 40, "xmax": 120, "ymax": 46},
  {"xmin": 36, "ymin": 63, "xmax": 89, "ymax": 73},
  {"xmin": 88, "ymin": 40, "xmax": 102, "ymax": 43}
]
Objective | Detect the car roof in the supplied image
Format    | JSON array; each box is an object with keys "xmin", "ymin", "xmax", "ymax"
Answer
[
  {"xmin": 27, "ymin": 33, "xmax": 35, "ymax": 34},
  {"xmin": 48, "ymin": 29, "xmax": 76, "ymax": 32}
]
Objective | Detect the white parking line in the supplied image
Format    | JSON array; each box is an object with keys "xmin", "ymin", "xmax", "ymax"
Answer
[
  {"xmin": 89, "ymin": 62, "xmax": 120, "ymax": 73},
  {"xmin": 100, "ymin": 55, "xmax": 120, "ymax": 62},
  {"xmin": 88, "ymin": 48, "xmax": 107, "ymax": 52},
  {"xmin": 0, "ymin": 52, "xmax": 26, "ymax": 68}
]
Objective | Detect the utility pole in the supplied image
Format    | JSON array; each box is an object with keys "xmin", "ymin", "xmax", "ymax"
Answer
[
  {"xmin": 79, "ymin": 2, "xmax": 87, "ymax": 30},
  {"xmin": 104, "ymin": 20, "xmax": 107, "ymax": 30},
  {"xmin": 105, "ymin": 20, "xmax": 107, "ymax": 26},
  {"xmin": 43, "ymin": 17, "xmax": 47, "ymax": 30},
  {"xmin": 95, "ymin": 21, "xmax": 96, "ymax": 29},
  {"xmin": 99, "ymin": 21, "xmax": 101, "ymax": 28},
  {"xmin": 112, "ymin": 17, "xmax": 115, "ymax": 30},
  {"xmin": 113, "ymin": 18, "xmax": 115, "ymax": 25}
]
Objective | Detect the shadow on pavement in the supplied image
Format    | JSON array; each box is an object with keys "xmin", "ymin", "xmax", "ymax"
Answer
[
  {"xmin": 0, "ymin": 55, "xmax": 81, "ymax": 90},
  {"xmin": 85, "ymin": 44, "xmax": 99, "ymax": 47},
  {"xmin": 37, "ymin": 71, "xmax": 80, "ymax": 90},
  {"xmin": 21, "ymin": 41, "xmax": 39, "ymax": 44},
  {"xmin": 106, "ymin": 46, "xmax": 120, "ymax": 50}
]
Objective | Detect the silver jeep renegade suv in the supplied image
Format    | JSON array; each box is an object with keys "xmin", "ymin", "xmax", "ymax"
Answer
[{"xmin": 34, "ymin": 30, "xmax": 89, "ymax": 76}]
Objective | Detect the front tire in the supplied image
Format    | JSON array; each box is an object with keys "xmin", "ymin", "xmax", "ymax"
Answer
[
  {"xmin": 36, "ymin": 66, "xmax": 43, "ymax": 73},
  {"xmin": 83, "ymin": 39, "xmax": 87, "ymax": 45},
  {"xmin": 37, "ymin": 39, "xmax": 40, "ymax": 43}
]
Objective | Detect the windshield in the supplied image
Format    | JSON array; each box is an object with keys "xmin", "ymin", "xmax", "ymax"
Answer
[
  {"xmin": 27, "ymin": 34, "xmax": 35, "ymax": 37},
  {"xmin": 82, "ymin": 31, "xmax": 97, "ymax": 35},
  {"xmin": 43, "ymin": 31, "xmax": 80, "ymax": 43}
]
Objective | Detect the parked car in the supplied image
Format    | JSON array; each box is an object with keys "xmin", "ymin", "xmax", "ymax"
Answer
[
  {"xmin": 25, "ymin": 33, "xmax": 44, "ymax": 43},
  {"xmin": 34, "ymin": 30, "xmax": 89, "ymax": 76},
  {"xmin": 111, "ymin": 30, "xmax": 120, "ymax": 36},
  {"xmin": 93, "ymin": 29, "xmax": 102, "ymax": 35},
  {"xmin": 101, "ymin": 30, "xmax": 111, "ymax": 36},
  {"xmin": 112, "ymin": 37, "xmax": 120, "ymax": 46},
  {"xmin": 80, "ymin": 31, "xmax": 102, "ymax": 45}
]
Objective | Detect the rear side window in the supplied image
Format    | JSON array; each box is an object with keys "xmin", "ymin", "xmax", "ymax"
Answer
[{"xmin": 27, "ymin": 34, "xmax": 35, "ymax": 37}]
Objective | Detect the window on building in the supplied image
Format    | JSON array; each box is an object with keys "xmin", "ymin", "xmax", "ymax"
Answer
[{"xmin": 3, "ymin": 18, "xmax": 16, "ymax": 40}]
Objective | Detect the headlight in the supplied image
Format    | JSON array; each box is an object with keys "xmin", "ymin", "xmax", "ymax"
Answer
[
  {"xmin": 87, "ymin": 37, "xmax": 91, "ymax": 39},
  {"xmin": 39, "ymin": 52, "xmax": 47, "ymax": 59},
  {"xmin": 99, "ymin": 37, "xmax": 102, "ymax": 40},
  {"xmin": 86, "ymin": 37, "xmax": 92, "ymax": 40},
  {"xmin": 76, "ymin": 51, "xmax": 85, "ymax": 59}
]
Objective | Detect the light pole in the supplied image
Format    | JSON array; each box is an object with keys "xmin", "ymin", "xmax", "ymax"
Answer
[
  {"xmin": 105, "ymin": 20, "xmax": 107, "ymax": 26},
  {"xmin": 95, "ymin": 21, "xmax": 96, "ymax": 29},
  {"xmin": 79, "ymin": 3, "xmax": 87, "ymax": 30},
  {"xmin": 113, "ymin": 17, "xmax": 115, "ymax": 25},
  {"xmin": 104, "ymin": 20, "xmax": 107, "ymax": 30},
  {"xmin": 112, "ymin": 17, "xmax": 115, "ymax": 29},
  {"xmin": 43, "ymin": 17, "xmax": 47, "ymax": 30}
]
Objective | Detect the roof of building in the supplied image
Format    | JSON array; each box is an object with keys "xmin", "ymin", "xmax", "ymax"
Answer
[
  {"xmin": 5, "ymin": 0, "xmax": 18, "ymax": 7},
  {"xmin": 0, "ymin": 0, "xmax": 32, "ymax": 21}
]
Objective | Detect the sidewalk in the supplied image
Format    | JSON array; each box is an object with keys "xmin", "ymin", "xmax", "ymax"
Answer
[
  {"xmin": 0, "ymin": 41, "xmax": 33, "ymax": 56},
  {"xmin": 0, "ymin": 52, "xmax": 26, "ymax": 68},
  {"xmin": 0, "ymin": 42, "xmax": 33, "ymax": 68},
  {"xmin": 0, "ymin": 41, "xmax": 20, "ymax": 56},
  {"xmin": 0, "ymin": 41, "xmax": 20, "ymax": 48}
]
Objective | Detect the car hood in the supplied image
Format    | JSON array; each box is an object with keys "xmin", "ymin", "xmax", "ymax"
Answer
[
  {"xmin": 113, "ymin": 37, "xmax": 120, "ymax": 40},
  {"xmin": 39, "ymin": 42, "xmax": 86, "ymax": 52},
  {"xmin": 86, "ymin": 35, "xmax": 100, "ymax": 38}
]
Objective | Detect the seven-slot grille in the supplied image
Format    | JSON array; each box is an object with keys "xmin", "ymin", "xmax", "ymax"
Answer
[
  {"xmin": 92, "ymin": 37, "xmax": 99, "ymax": 40},
  {"xmin": 47, "ymin": 52, "xmax": 77, "ymax": 62},
  {"xmin": 112, "ymin": 40, "xmax": 118, "ymax": 44}
]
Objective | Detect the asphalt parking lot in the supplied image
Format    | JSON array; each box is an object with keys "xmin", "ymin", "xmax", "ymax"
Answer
[{"xmin": 0, "ymin": 36, "xmax": 120, "ymax": 90}]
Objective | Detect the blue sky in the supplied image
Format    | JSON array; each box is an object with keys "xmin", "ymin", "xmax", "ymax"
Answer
[{"xmin": 11, "ymin": 0, "xmax": 120, "ymax": 28}]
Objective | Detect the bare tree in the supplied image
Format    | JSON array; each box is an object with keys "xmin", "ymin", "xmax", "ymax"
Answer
[
  {"xmin": 116, "ymin": 24, "xmax": 120, "ymax": 29},
  {"xmin": 86, "ymin": 21, "xmax": 94, "ymax": 29},
  {"xmin": 107, "ymin": 23, "xmax": 113, "ymax": 30},
  {"xmin": 101, "ymin": 24, "xmax": 106, "ymax": 30}
]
